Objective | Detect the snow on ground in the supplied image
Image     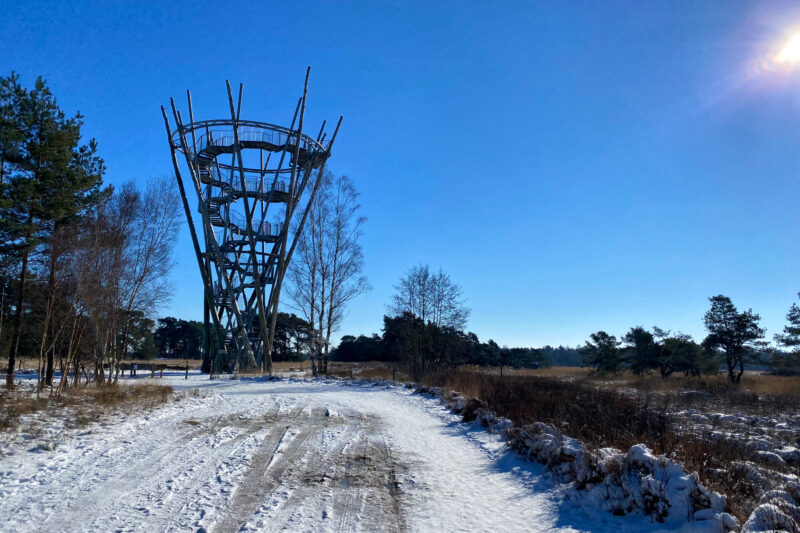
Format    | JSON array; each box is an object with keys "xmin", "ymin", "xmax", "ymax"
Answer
[{"xmin": 1, "ymin": 372, "xmax": 689, "ymax": 532}]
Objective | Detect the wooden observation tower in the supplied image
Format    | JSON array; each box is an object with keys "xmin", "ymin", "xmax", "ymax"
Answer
[{"xmin": 161, "ymin": 69, "xmax": 341, "ymax": 373}]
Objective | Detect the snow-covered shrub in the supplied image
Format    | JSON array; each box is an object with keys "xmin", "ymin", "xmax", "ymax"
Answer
[
  {"xmin": 504, "ymin": 423, "xmax": 738, "ymax": 529},
  {"xmin": 434, "ymin": 388, "xmax": 511, "ymax": 433},
  {"xmin": 742, "ymin": 483, "xmax": 800, "ymax": 532}
]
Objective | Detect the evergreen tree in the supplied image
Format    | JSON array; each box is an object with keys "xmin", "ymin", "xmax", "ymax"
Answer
[
  {"xmin": 0, "ymin": 74, "xmax": 105, "ymax": 388},
  {"xmin": 119, "ymin": 311, "xmax": 156, "ymax": 359},
  {"xmin": 580, "ymin": 331, "xmax": 622, "ymax": 375},
  {"xmin": 702, "ymin": 294, "xmax": 765, "ymax": 383},
  {"xmin": 382, "ymin": 312, "xmax": 432, "ymax": 380},
  {"xmin": 539, "ymin": 345, "xmax": 583, "ymax": 366},
  {"xmin": 0, "ymin": 73, "xmax": 24, "ymax": 185},
  {"xmin": 772, "ymin": 294, "xmax": 800, "ymax": 375},
  {"xmin": 621, "ymin": 326, "xmax": 659, "ymax": 376},
  {"xmin": 330, "ymin": 334, "xmax": 384, "ymax": 362},
  {"xmin": 271, "ymin": 312, "xmax": 312, "ymax": 362},
  {"xmin": 660, "ymin": 335, "xmax": 715, "ymax": 377},
  {"xmin": 153, "ymin": 317, "xmax": 204, "ymax": 359}
]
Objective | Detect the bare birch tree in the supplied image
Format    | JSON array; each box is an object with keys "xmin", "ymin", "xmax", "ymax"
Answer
[
  {"xmin": 389, "ymin": 264, "xmax": 469, "ymax": 330},
  {"xmin": 319, "ymin": 176, "xmax": 369, "ymax": 373},
  {"xmin": 287, "ymin": 173, "xmax": 330, "ymax": 375},
  {"xmin": 76, "ymin": 186, "xmax": 135, "ymax": 384},
  {"xmin": 288, "ymin": 173, "xmax": 369, "ymax": 375},
  {"xmin": 114, "ymin": 177, "xmax": 180, "ymax": 382},
  {"xmin": 69, "ymin": 178, "xmax": 178, "ymax": 386}
]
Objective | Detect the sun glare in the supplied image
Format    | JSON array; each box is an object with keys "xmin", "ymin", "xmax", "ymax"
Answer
[{"xmin": 775, "ymin": 33, "xmax": 800, "ymax": 64}]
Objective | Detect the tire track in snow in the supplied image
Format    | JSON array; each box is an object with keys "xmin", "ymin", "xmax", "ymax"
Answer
[{"xmin": 212, "ymin": 423, "xmax": 316, "ymax": 532}]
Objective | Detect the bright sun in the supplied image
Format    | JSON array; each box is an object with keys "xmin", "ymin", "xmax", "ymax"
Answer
[{"xmin": 775, "ymin": 33, "xmax": 800, "ymax": 64}]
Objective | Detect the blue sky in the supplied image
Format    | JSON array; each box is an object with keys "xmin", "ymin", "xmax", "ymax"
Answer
[{"xmin": 3, "ymin": 1, "xmax": 800, "ymax": 347}]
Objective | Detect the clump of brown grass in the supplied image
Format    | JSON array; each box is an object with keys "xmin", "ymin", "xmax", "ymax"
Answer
[
  {"xmin": 325, "ymin": 362, "xmax": 408, "ymax": 382},
  {"xmin": 422, "ymin": 370, "xmax": 670, "ymax": 450},
  {"xmin": 0, "ymin": 390, "xmax": 47, "ymax": 430},
  {"xmin": 0, "ymin": 383, "xmax": 173, "ymax": 434},
  {"xmin": 73, "ymin": 383, "xmax": 173, "ymax": 409}
]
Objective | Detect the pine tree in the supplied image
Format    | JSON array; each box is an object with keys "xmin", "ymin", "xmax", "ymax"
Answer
[
  {"xmin": 660, "ymin": 335, "xmax": 715, "ymax": 377},
  {"xmin": 772, "ymin": 294, "xmax": 800, "ymax": 375},
  {"xmin": 702, "ymin": 294, "xmax": 765, "ymax": 383},
  {"xmin": 621, "ymin": 326, "xmax": 659, "ymax": 376},
  {"xmin": 0, "ymin": 74, "xmax": 105, "ymax": 388},
  {"xmin": 580, "ymin": 331, "xmax": 622, "ymax": 375}
]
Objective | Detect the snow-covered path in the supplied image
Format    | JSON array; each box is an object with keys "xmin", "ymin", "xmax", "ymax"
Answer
[{"xmin": 0, "ymin": 374, "xmax": 656, "ymax": 532}]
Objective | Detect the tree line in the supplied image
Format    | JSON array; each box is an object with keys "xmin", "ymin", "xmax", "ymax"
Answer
[
  {"xmin": 580, "ymin": 293, "xmax": 800, "ymax": 381},
  {"xmin": 331, "ymin": 264, "xmax": 550, "ymax": 380},
  {"xmin": 128, "ymin": 312, "xmax": 313, "ymax": 363},
  {"xmin": 332, "ymin": 265, "xmax": 800, "ymax": 383},
  {"xmin": 333, "ymin": 318, "xmax": 551, "ymax": 379},
  {"xmin": 0, "ymin": 73, "xmax": 182, "ymax": 391}
]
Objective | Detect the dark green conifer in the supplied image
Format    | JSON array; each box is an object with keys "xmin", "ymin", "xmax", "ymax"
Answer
[{"xmin": 0, "ymin": 74, "xmax": 105, "ymax": 388}]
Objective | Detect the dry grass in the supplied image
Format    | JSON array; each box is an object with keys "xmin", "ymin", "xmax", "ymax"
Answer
[
  {"xmin": 7, "ymin": 357, "xmax": 205, "ymax": 372},
  {"xmin": 272, "ymin": 360, "xmax": 312, "ymax": 372},
  {"xmin": 0, "ymin": 383, "xmax": 173, "ymax": 433},
  {"xmin": 235, "ymin": 360, "xmax": 313, "ymax": 376},
  {"xmin": 468, "ymin": 365, "xmax": 800, "ymax": 413},
  {"xmin": 477, "ymin": 365, "xmax": 594, "ymax": 378},
  {"xmin": 423, "ymin": 370, "xmax": 670, "ymax": 449},
  {"xmin": 0, "ymin": 390, "xmax": 47, "ymax": 430},
  {"xmin": 6, "ymin": 357, "xmax": 41, "ymax": 373},
  {"xmin": 503, "ymin": 366, "xmax": 800, "ymax": 397},
  {"xmin": 70, "ymin": 383, "xmax": 173, "ymax": 408},
  {"xmin": 630, "ymin": 372, "xmax": 800, "ymax": 397},
  {"xmin": 325, "ymin": 361, "xmax": 409, "ymax": 381}
]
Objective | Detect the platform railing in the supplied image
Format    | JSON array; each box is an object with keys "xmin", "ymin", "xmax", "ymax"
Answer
[
  {"xmin": 225, "ymin": 211, "xmax": 283, "ymax": 238},
  {"xmin": 232, "ymin": 176, "xmax": 288, "ymax": 195},
  {"xmin": 193, "ymin": 127, "xmax": 317, "ymax": 155}
]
